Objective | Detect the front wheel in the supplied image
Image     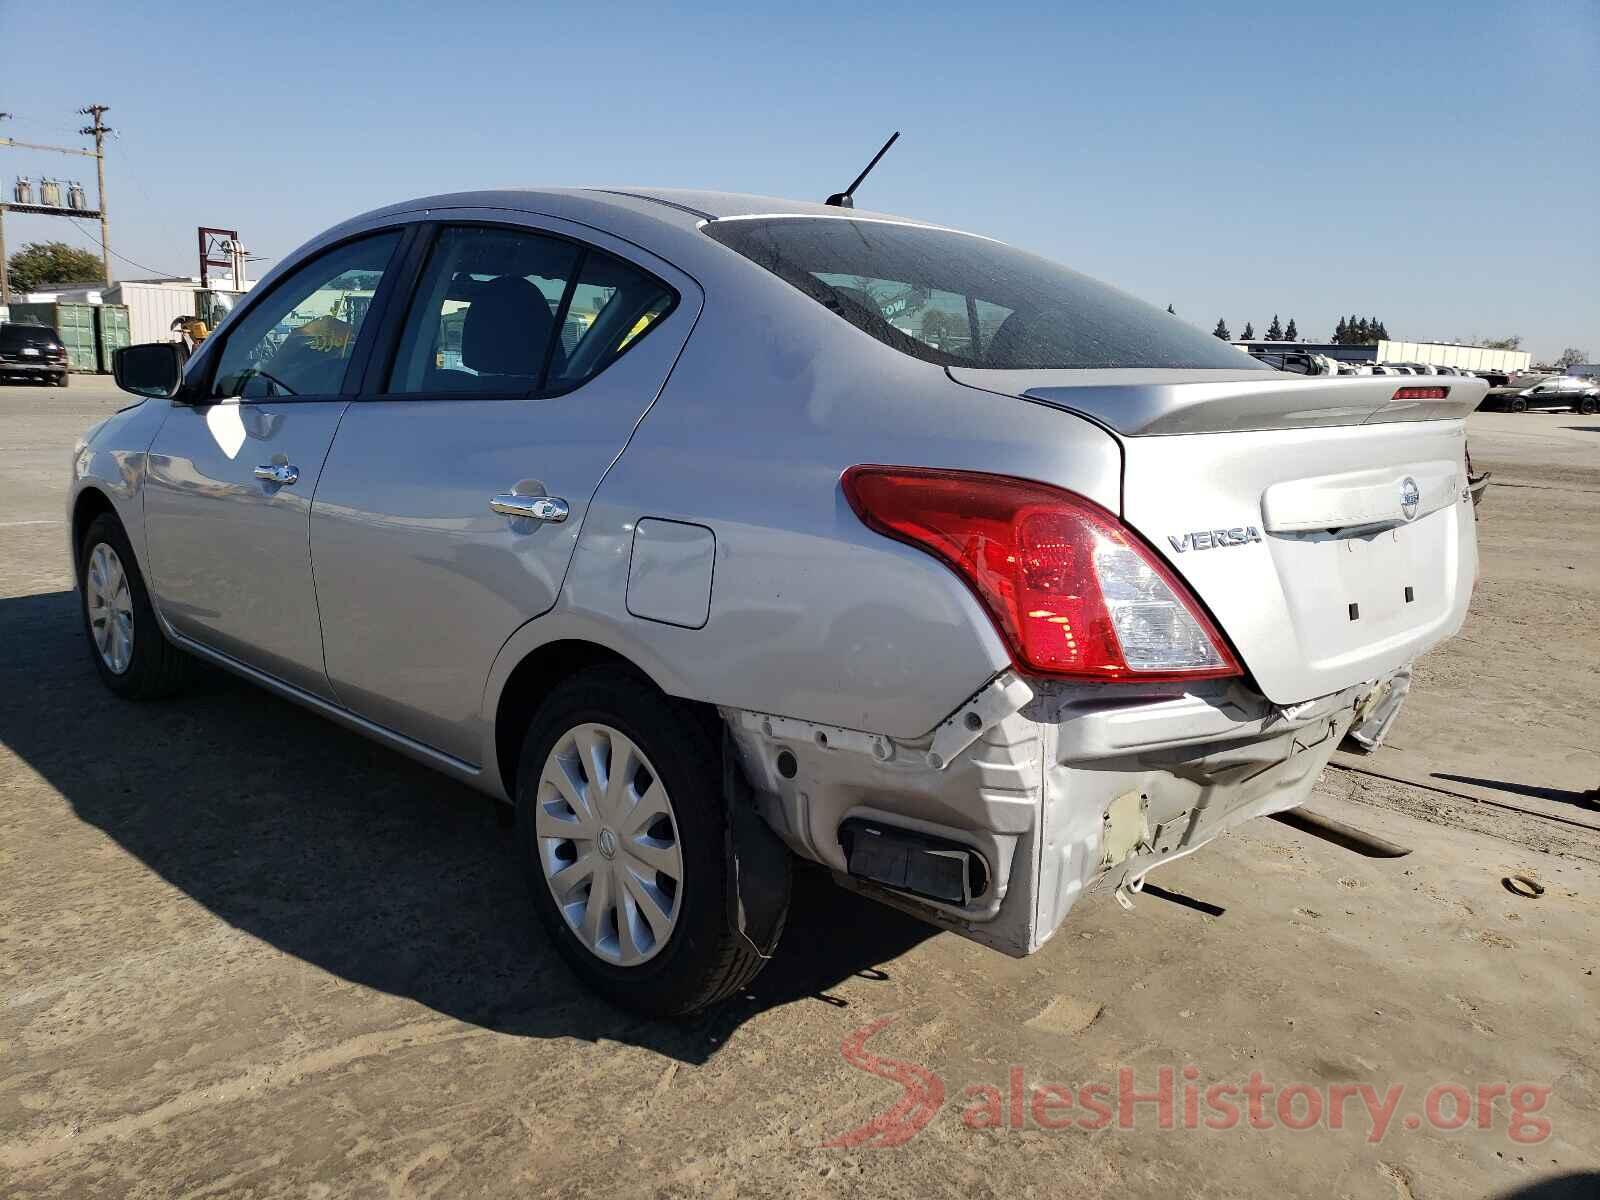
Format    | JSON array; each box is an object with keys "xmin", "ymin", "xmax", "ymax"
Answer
[
  {"xmin": 1508, "ymin": 397, "xmax": 1528, "ymax": 413},
  {"xmin": 78, "ymin": 512, "xmax": 188, "ymax": 699},
  {"xmin": 515, "ymin": 667, "xmax": 785, "ymax": 1015},
  {"xmin": 1577, "ymin": 396, "xmax": 1597, "ymax": 416}
]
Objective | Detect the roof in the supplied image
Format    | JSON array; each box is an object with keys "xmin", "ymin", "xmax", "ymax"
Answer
[
  {"xmin": 351, "ymin": 186, "xmax": 938, "ymax": 235},
  {"xmin": 255, "ymin": 188, "xmax": 967, "ymax": 313},
  {"xmin": 586, "ymin": 188, "xmax": 923, "ymax": 225}
]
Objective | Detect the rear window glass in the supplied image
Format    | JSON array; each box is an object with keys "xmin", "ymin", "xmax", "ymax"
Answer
[
  {"xmin": 703, "ymin": 218, "xmax": 1267, "ymax": 371},
  {"xmin": 0, "ymin": 324, "xmax": 59, "ymax": 349}
]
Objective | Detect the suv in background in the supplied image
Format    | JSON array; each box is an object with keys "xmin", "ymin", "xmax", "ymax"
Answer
[
  {"xmin": 1508, "ymin": 375, "xmax": 1600, "ymax": 415},
  {"xmin": 0, "ymin": 322, "xmax": 70, "ymax": 387}
]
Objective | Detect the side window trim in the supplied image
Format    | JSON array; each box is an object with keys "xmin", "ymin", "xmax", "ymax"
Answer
[
  {"xmin": 339, "ymin": 223, "xmax": 428, "ymax": 396},
  {"xmin": 194, "ymin": 226, "xmax": 410, "ymax": 405},
  {"xmin": 353, "ymin": 221, "xmax": 437, "ymax": 395},
  {"xmin": 538, "ymin": 246, "xmax": 588, "ymax": 390}
]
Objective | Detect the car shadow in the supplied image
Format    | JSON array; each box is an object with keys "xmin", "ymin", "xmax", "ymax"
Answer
[
  {"xmin": 1492, "ymin": 1174, "xmax": 1600, "ymax": 1200},
  {"xmin": 1432, "ymin": 772, "xmax": 1598, "ymax": 811},
  {"xmin": 0, "ymin": 588, "xmax": 936, "ymax": 1064},
  {"xmin": 1559, "ymin": 425, "xmax": 1600, "ymax": 434}
]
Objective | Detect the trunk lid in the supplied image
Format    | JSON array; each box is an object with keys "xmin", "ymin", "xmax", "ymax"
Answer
[{"xmin": 949, "ymin": 370, "xmax": 1484, "ymax": 704}]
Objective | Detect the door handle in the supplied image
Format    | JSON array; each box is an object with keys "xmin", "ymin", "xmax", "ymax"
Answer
[
  {"xmin": 254, "ymin": 463, "xmax": 299, "ymax": 486},
  {"xmin": 490, "ymin": 494, "xmax": 569, "ymax": 523}
]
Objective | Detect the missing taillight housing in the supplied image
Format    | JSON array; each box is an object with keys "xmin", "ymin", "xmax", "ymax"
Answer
[
  {"xmin": 841, "ymin": 466, "xmax": 1241, "ymax": 683},
  {"xmin": 1393, "ymin": 386, "xmax": 1448, "ymax": 400}
]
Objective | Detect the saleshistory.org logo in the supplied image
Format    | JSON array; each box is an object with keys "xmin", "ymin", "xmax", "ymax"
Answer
[{"xmin": 821, "ymin": 1019, "xmax": 1554, "ymax": 1149}]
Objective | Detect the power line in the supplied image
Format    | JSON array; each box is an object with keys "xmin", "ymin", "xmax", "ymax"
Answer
[{"xmin": 65, "ymin": 217, "xmax": 180, "ymax": 279}]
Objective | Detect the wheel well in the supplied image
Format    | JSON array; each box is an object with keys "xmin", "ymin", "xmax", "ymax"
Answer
[
  {"xmin": 493, "ymin": 640, "xmax": 657, "ymax": 801},
  {"xmin": 70, "ymin": 488, "xmax": 117, "ymax": 572}
]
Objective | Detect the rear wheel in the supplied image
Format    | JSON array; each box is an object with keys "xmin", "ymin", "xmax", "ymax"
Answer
[
  {"xmin": 78, "ymin": 512, "xmax": 188, "ymax": 699},
  {"xmin": 1508, "ymin": 397, "xmax": 1528, "ymax": 413},
  {"xmin": 1578, "ymin": 396, "xmax": 1597, "ymax": 416},
  {"xmin": 515, "ymin": 666, "xmax": 783, "ymax": 1015},
  {"xmin": 54, "ymin": 372, "xmax": 70, "ymax": 388}
]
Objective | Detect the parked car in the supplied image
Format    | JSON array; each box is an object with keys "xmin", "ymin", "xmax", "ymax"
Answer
[
  {"xmin": 1245, "ymin": 348, "xmax": 1322, "ymax": 374},
  {"xmin": 1473, "ymin": 368, "xmax": 1514, "ymax": 388},
  {"xmin": 0, "ymin": 321, "xmax": 70, "ymax": 386},
  {"xmin": 1506, "ymin": 375, "xmax": 1600, "ymax": 414},
  {"xmin": 75, "ymin": 188, "xmax": 1486, "ymax": 1014}
]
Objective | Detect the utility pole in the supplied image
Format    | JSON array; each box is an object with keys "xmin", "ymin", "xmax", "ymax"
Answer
[
  {"xmin": 77, "ymin": 104, "xmax": 113, "ymax": 285},
  {"xmin": 1, "ymin": 111, "xmax": 10, "ymax": 307}
]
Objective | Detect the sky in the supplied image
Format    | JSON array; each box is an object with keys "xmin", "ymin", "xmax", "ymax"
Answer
[{"xmin": 2, "ymin": 0, "xmax": 1596, "ymax": 361}]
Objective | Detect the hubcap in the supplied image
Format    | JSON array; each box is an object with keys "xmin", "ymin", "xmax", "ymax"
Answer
[
  {"xmin": 85, "ymin": 542, "xmax": 134, "ymax": 675},
  {"xmin": 535, "ymin": 723, "xmax": 683, "ymax": 966}
]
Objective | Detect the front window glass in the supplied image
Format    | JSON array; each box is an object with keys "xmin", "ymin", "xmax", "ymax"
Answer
[
  {"xmin": 703, "ymin": 217, "xmax": 1267, "ymax": 371},
  {"xmin": 210, "ymin": 232, "xmax": 400, "ymax": 398}
]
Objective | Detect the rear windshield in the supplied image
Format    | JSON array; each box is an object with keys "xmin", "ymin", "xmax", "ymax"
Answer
[
  {"xmin": 0, "ymin": 324, "xmax": 60, "ymax": 349},
  {"xmin": 703, "ymin": 217, "xmax": 1267, "ymax": 371}
]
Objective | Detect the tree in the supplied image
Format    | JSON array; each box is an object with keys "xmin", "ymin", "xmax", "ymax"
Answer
[
  {"xmin": 1265, "ymin": 314, "xmax": 1284, "ymax": 340},
  {"xmin": 1480, "ymin": 335, "xmax": 1522, "ymax": 351},
  {"xmin": 1241, "ymin": 321, "xmax": 1255, "ymax": 339},
  {"xmin": 5, "ymin": 241, "xmax": 104, "ymax": 292},
  {"xmin": 1212, "ymin": 319, "xmax": 1231, "ymax": 341},
  {"xmin": 1331, "ymin": 316, "xmax": 1388, "ymax": 346},
  {"xmin": 919, "ymin": 309, "xmax": 960, "ymax": 348},
  {"xmin": 1284, "ymin": 317, "xmax": 1298, "ymax": 341},
  {"xmin": 1555, "ymin": 347, "xmax": 1590, "ymax": 369}
]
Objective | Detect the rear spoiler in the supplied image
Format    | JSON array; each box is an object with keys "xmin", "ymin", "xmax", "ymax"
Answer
[{"xmin": 947, "ymin": 368, "xmax": 1486, "ymax": 436}]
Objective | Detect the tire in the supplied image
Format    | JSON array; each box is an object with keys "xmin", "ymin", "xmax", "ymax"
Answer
[
  {"xmin": 55, "ymin": 372, "xmax": 69, "ymax": 388},
  {"xmin": 1508, "ymin": 397, "xmax": 1528, "ymax": 413},
  {"xmin": 1578, "ymin": 396, "xmax": 1597, "ymax": 416},
  {"xmin": 78, "ymin": 512, "xmax": 189, "ymax": 699},
  {"xmin": 514, "ymin": 666, "xmax": 785, "ymax": 1016}
]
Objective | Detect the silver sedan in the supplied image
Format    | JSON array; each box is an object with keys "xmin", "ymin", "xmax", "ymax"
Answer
[{"xmin": 75, "ymin": 189, "xmax": 1483, "ymax": 1013}]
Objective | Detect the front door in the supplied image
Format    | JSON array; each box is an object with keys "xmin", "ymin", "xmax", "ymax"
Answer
[
  {"xmin": 310, "ymin": 218, "xmax": 697, "ymax": 763},
  {"xmin": 143, "ymin": 231, "xmax": 405, "ymax": 699}
]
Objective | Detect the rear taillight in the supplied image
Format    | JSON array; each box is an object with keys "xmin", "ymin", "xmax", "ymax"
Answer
[
  {"xmin": 841, "ymin": 466, "xmax": 1241, "ymax": 683},
  {"xmin": 1393, "ymin": 386, "xmax": 1448, "ymax": 400}
]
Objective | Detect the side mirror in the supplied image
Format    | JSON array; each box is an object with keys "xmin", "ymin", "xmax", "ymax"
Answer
[{"xmin": 113, "ymin": 342, "xmax": 186, "ymax": 400}]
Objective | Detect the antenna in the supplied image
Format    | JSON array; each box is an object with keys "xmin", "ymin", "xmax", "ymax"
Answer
[{"xmin": 825, "ymin": 131, "xmax": 900, "ymax": 208}]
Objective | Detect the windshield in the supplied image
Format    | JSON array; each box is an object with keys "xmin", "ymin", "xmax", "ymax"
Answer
[
  {"xmin": 703, "ymin": 217, "xmax": 1267, "ymax": 371},
  {"xmin": 0, "ymin": 324, "xmax": 60, "ymax": 350}
]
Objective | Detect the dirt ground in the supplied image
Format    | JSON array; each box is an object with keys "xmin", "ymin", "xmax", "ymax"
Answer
[{"xmin": 2, "ymin": 378, "xmax": 1596, "ymax": 1199}]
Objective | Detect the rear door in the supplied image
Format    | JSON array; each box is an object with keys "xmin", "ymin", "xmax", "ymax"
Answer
[
  {"xmin": 143, "ymin": 231, "xmax": 405, "ymax": 698},
  {"xmin": 310, "ymin": 215, "xmax": 699, "ymax": 763}
]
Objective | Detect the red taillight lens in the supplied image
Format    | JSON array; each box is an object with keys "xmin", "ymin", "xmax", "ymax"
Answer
[
  {"xmin": 841, "ymin": 466, "xmax": 1241, "ymax": 682},
  {"xmin": 1393, "ymin": 386, "xmax": 1448, "ymax": 400}
]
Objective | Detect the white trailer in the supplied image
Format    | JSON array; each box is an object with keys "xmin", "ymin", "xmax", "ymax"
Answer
[{"xmin": 1376, "ymin": 340, "xmax": 1531, "ymax": 374}]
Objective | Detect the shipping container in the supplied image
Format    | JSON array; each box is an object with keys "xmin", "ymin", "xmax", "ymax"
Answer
[
  {"xmin": 7, "ymin": 302, "xmax": 99, "ymax": 372},
  {"xmin": 105, "ymin": 281, "xmax": 202, "ymax": 345},
  {"xmin": 95, "ymin": 305, "xmax": 131, "ymax": 373}
]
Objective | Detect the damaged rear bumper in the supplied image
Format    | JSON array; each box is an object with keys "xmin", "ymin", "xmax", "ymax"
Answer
[{"xmin": 724, "ymin": 669, "xmax": 1399, "ymax": 956}]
